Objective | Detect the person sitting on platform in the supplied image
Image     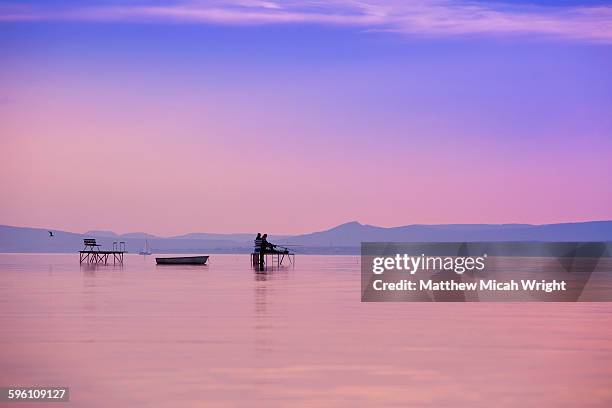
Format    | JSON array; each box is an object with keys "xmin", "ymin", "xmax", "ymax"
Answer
[
  {"xmin": 254, "ymin": 233, "xmax": 262, "ymax": 253},
  {"xmin": 261, "ymin": 234, "xmax": 289, "ymax": 254},
  {"xmin": 261, "ymin": 234, "xmax": 270, "ymax": 253}
]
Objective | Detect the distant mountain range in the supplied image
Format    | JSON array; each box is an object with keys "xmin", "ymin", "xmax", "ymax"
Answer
[
  {"xmin": 280, "ymin": 221, "xmax": 612, "ymax": 247},
  {"xmin": 1, "ymin": 221, "xmax": 612, "ymax": 254}
]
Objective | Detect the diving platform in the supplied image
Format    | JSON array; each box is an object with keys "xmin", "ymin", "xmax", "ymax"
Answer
[{"xmin": 79, "ymin": 239, "xmax": 126, "ymax": 265}]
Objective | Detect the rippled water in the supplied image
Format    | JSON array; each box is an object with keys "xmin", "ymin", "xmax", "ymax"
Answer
[{"xmin": 1, "ymin": 253, "xmax": 611, "ymax": 407}]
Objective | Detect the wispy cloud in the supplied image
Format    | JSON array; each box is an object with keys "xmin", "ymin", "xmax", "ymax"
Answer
[{"xmin": 1, "ymin": 0, "xmax": 612, "ymax": 43}]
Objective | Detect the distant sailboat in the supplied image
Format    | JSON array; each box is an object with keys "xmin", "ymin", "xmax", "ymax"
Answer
[{"xmin": 139, "ymin": 239, "xmax": 152, "ymax": 255}]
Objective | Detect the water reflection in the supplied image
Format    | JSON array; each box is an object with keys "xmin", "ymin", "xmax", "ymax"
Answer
[
  {"xmin": 253, "ymin": 267, "xmax": 290, "ymax": 354},
  {"xmin": 80, "ymin": 263, "xmax": 124, "ymax": 274},
  {"xmin": 2, "ymin": 254, "xmax": 612, "ymax": 407}
]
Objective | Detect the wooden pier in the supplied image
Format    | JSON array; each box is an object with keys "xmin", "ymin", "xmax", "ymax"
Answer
[
  {"xmin": 251, "ymin": 252, "xmax": 294, "ymax": 267},
  {"xmin": 79, "ymin": 250, "xmax": 125, "ymax": 265},
  {"xmin": 79, "ymin": 239, "xmax": 126, "ymax": 265}
]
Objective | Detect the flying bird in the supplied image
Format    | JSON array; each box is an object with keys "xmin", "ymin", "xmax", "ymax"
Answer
[{"xmin": 48, "ymin": 231, "xmax": 54, "ymax": 237}]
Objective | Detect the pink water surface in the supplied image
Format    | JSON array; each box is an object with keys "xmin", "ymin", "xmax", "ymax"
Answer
[{"xmin": 1, "ymin": 254, "xmax": 611, "ymax": 407}]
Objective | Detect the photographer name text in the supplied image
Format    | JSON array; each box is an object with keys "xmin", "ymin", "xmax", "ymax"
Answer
[{"xmin": 372, "ymin": 279, "xmax": 567, "ymax": 293}]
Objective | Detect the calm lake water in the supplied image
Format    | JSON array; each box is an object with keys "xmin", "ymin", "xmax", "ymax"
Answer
[{"xmin": 1, "ymin": 253, "xmax": 611, "ymax": 407}]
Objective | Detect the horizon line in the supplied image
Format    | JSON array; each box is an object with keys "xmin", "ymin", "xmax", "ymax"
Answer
[{"xmin": 3, "ymin": 219, "xmax": 612, "ymax": 239}]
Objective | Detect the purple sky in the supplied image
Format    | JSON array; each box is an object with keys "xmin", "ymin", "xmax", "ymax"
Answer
[{"xmin": 1, "ymin": 1, "xmax": 611, "ymax": 235}]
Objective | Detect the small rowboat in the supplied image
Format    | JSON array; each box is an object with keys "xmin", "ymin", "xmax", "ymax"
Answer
[{"xmin": 155, "ymin": 256, "xmax": 209, "ymax": 265}]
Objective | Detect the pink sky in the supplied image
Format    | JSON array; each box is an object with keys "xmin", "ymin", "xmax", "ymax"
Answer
[
  {"xmin": 1, "ymin": 3, "xmax": 611, "ymax": 235},
  {"xmin": 1, "ymin": 81, "xmax": 609, "ymax": 236}
]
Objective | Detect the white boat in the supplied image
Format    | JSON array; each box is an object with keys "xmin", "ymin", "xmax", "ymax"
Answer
[{"xmin": 139, "ymin": 239, "xmax": 153, "ymax": 255}]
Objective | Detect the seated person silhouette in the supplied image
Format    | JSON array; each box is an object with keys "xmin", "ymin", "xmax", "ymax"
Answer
[
  {"xmin": 261, "ymin": 234, "xmax": 289, "ymax": 254},
  {"xmin": 254, "ymin": 233, "xmax": 263, "ymax": 253}
]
